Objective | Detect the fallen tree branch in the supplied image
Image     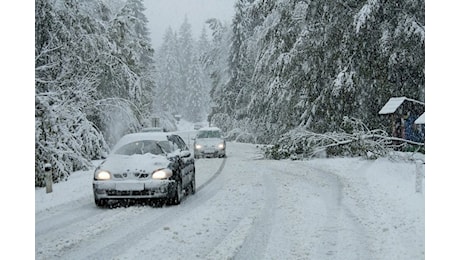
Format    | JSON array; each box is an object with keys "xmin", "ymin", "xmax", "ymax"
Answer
[{"xmin": 264, "ymin": 117, "xmax": 424, "ymax": 160}]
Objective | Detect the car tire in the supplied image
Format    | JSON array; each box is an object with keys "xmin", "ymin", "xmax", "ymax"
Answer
[
  {"xmin": 189, "ymin": 172, "xmax": 196, "ymax": 195},
  {"xmin": 167, "ymin": 179, "xmax": 182, "ymax": 205},
  {"xmin": 153, "ymin": 199, "xmax": 165, "ymax": 207},
  {"xmin": 95, "ymin": 198, "xmax": 107, "ymax": 207}
]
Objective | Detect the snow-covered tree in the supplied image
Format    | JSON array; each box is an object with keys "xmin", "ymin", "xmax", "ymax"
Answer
[
  {"xmin": 35, "ymin": 0, "xmax": 157, "ymax": 186},
  {"xmin": 154, "ymin": 27, "xmax": 181, "ymax": 114},
  {"xmin": 177, "ymin": 17, "xmax": 198, "ymax": 121},
  {"xmin": 35, "ymin": 0, "xmax": 111, "ymax": 186},
  {"xmin": 185, "ymin": 28, "xmax": 212, "ymax": 122}
]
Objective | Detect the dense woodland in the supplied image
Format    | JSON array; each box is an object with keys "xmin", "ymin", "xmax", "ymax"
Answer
[
  {"xmin": 207, "ymin": 0, "xmax": 424, "ymax": 144},
  {"xmin": 35, "ymin": 0, "xmax": 424, "ymax": 186}
]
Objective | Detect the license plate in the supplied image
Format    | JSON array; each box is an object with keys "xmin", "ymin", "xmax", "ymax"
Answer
[{"xmin": 116, "ymin": 183, "xmax": 144, "ymax": 191}]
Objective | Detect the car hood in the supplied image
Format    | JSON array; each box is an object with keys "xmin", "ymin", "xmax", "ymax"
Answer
[
  {"xmin": 195, "ymin": 138, "xmax": 224, "ymax": 146},
  {"xmin": 99, "ymin": 154, "xmax": 170, "ymax": 173}
]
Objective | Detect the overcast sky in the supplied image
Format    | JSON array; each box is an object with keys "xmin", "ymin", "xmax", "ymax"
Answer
[{"xmin": 144, "ymin": 0, "xmax": 236, "ymax": 49}]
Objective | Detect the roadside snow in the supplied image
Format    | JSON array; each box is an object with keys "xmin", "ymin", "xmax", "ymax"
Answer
[
  {"xmin": 35, "ymin": 160, "xmax": 103, "ymax": 212},
  {"xmin": 307, "ymin": 156, "xmax": 424, "ymax": 259}
]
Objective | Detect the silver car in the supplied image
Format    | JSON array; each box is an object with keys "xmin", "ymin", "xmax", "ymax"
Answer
[
  {"xmin": 193, "ymin": 127, "xmax": 226, "ymax": 159},
  {"xmin": 93, "ymin": 132, "xmax": 195, "ymax": 207}
]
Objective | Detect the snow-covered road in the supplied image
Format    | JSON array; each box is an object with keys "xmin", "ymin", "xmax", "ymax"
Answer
[{"xmin": 35, "ymin": 141, "xmax": 424, "ymax": 259}]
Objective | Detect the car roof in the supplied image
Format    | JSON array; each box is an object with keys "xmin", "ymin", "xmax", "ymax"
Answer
[
  {"xmin": 112, "ymin": 132, "xmax": 173, "ymax": 152},
  {"xmin": 140, "ymin": 127, "xmax": 163, "ymax": 132},
  {"xmin": 198, "ymin": 127, "xmax": 222, "ymax": 131}
]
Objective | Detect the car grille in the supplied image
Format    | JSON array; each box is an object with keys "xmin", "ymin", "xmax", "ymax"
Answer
[
  {"xmin": 113, "ymin": 172, "xmax": 150, "ymax": 179},
  {"xmin": 106, "ymin": 190, "xmax": 154, "ymax": 196}
]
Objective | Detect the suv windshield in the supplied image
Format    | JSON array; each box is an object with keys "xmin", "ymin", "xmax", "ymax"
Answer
[{"xmin": 197, "ymin": 130, "xmax": 221, "ymax": 139}]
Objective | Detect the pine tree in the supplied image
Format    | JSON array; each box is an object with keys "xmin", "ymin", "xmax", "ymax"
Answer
[
  {"xmin": 188, "ymin": 27, "xmax": 213, "ymax": 122},
  {"xmin": 155, "ymin": 27, "xmax": 181, "ymax": 115},
  {"xmin": 205, "ymin": 18, "xmax": 232, "ymax": 129},
  {"xmin": 177, "ymin": 17, "xmax": 196, "ymax": 120}
]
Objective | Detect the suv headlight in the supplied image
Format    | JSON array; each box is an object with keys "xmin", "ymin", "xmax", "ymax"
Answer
[
  {"xmin": 152, "ymin": 168, "xmax": 173, "ymax": 180},
  {"xmin": 95, "ymin": 170, "xmax": 111, "ymax": 180},
  {"xmin": 195, "ymin": 144, "xmax": 203, "ymax": 149},
  {"xmin": 217, "ymin": 143, "xmax": 225, "ymax": 149}
]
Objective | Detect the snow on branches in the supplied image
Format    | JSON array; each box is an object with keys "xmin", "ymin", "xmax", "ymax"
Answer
[{"xmin": 264, "ymin": 117, "xmax": 409, "ymax": 160}]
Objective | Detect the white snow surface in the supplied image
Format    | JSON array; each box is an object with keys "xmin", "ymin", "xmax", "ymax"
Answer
[
  {"xmin": 99, "ymin": 154, "xmax": 170, "ymax": 174},
  {"xmin": 35, "ymin": 124, "xmax": 425, "ymax": 259},
  {"xmin": 378, "ymin": 96, "xmax": 407, "ymax": 114}
]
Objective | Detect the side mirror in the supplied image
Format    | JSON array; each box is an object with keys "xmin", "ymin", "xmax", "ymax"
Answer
[{"xmin": 180, "ymin": 150, "xmax": 191, "ymax": 158}]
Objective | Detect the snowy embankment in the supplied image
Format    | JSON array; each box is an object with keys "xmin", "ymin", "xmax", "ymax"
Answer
[{"xmin": 35, "ymin": 140, "xmax": 424, "ymax": 259}]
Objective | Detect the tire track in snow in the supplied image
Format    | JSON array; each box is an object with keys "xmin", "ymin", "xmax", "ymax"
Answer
[
  {"xmin": 308, "ymin": 165, "xmax": 372, "ymax": 259},
  {"xmin": 196, "ymin": 156, "xmax": 226, "ymax": 192},
  {"xmin": 114, "ymin": 144, "xmax": 271, "ymax": 259},
  {"xmin": 231, "ymin": 171, "xmax": 277, "ymax": 259},
  {"xmin": 200, "ymin": 167, "xmax": 277, "ymax": 260},
  {"xmin": 35, "ymin": 197, "xmax": 105, "ymax": 236},
  {"xmin": 118, "ymin": 156, "xmax": 269, "ymax": 259},
  {"xmin": 35, "ymin": 206, "xmax": 145, "ymax": 259}
]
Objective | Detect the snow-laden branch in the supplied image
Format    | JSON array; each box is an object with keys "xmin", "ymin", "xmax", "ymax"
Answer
[
  {"xmin": 264, "ymin": 117, "xmax": 423, "ymax": 160},
  {"xmin": 94, "ymin": 97, "xmax": 143, "ymax": 119},
  {"xmin": 35, "ymin": 44, "xmax": 63, "ymax": 62}
]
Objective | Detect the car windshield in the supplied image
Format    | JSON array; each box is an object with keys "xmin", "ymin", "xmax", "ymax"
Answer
[
  {"xmin": 197, "ymin": 130, "xmax": 221, "ymax": 139},
  {"xmin": 114, "ymin": 140, "xmax": 172, "ymax": 155}
]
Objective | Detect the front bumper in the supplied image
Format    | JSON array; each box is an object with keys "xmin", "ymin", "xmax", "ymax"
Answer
[
  {"xmin": 194, "ymin": 148, "xmax": 225, "ymax": 158},
  {"xmin": 93, "ymin": 179, "xmax": 174, "ymax": 200}
]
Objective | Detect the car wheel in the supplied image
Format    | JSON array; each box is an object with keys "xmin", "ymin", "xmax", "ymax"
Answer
[
  {"xmin": 189, "ymin": 172, "xmax": 196, "ymax": 195},
  {"xmin": 167, "ymin": 179, "xmax": 182, "ymax": 205},
  {"xmin": 95, "ymin": 198, "xmax": 107, "ymax": 207},
  {"xmin": 153, "ymin": 199, "xmax": 165, "ymax": 207}
]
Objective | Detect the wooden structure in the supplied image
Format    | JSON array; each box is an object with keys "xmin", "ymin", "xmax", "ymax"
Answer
[{"xmin": 379, "ymin": 97, "xmax": 425, "ymax": 143}]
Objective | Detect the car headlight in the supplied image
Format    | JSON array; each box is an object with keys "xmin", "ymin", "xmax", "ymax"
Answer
[
  {"xmin": 95, "ymin": 170, "xmax": 111, "ymax": 180},
  {"xmin": 152, "ymin": 168, "xmax": 173, "ymax": 180},
  {"xmin": 217, "ymin": 143, "xmax": 225, "ymax": 149},
  {"xmin": 195, "ymin": 144, "xmax": 203, "ymax": 149}
]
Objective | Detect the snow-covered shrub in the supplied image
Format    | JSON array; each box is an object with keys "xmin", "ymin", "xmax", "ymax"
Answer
[
  {"xmin": 263, "ymin": 144, "xmax": 296, "ymax": 160},
  {"xmin": 225, "ymin": 128, "xmax": 256, "ymax": 143},
  {"xmin": 35, "ymin": 95, "xmax": 110, "ymax": 187}
]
